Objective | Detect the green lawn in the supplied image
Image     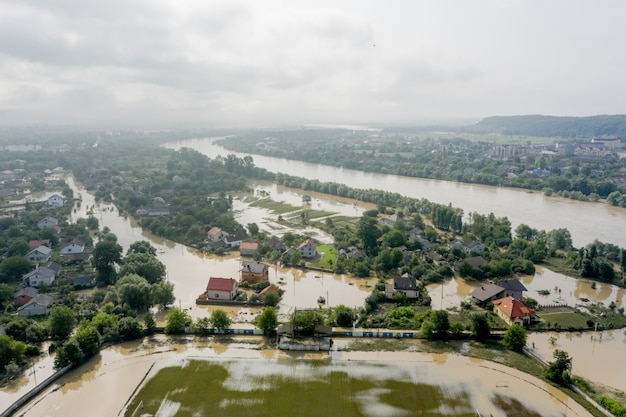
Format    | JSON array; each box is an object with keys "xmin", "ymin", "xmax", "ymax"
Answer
[
  {"xmin": 540, "ymin": 312, "xmax": 591, "ymax": 329},
  {"xmin": 311, "ymin": 244, "xmax": 337, "ymax": 269}
]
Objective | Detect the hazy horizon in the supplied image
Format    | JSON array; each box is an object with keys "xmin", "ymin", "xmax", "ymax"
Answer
[{"xmin": 1, "ymin": 1, "xmax": 626, "ymax": 129}]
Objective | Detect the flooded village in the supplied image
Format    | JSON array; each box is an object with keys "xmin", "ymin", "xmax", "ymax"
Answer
[{"xmin": 1, "ymin": 137, "xmax": 625, "ymax": 417}]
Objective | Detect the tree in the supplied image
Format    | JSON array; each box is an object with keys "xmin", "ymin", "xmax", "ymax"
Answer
[
  {"xmin": 8, "ymin": 239, "xmax": 30, "ymax": 257},
  {"xmin": 144, "ymin": 313, "xmax": 156, "ymax": 334},
  {"xmin": 0, "ymin": 283, "xmax": 13, "ymax": 307},
  {"xmin": 119, "ymin": 252, "xmax": 166, "ymax": 284},
  {"xmin": 118, "ymin": 317, "xmax": 144, "ymax": 340},
  {"xmin": 116, "ymin": 274, "xmax": 152, "ymax": 311},
  {"xmin": 127, "ymin": 240, "xmax": 157, "ymax": 256},
  {"xmin": 0, "ymin": 335, "xmax": 26, "ymax": 370},
  {"xmin": 256, "ymin": 307, "xmax": 278, "ymax": 335},
  {"xmin": 210, "ymin": 309, "xmax": 231, "ymax": 332},
  {"xmin": 545, "ymin": 349, "xmax": 572, "ymax": 386},
  {"xmin": 54, "ymin": 339, "xmax": 83, "ymax": 369},
  {"xmin": 431, "ymin": 310, "xmax": 450, "ymax": 340},
  {"xmin": 333, "ymin": 305, "xmax": 355, "ymax": 327},
  {"xmin": 191, "ymin": 317, "xmax": 210, "ymax": 335},
  {"xmin": 92, "ymin": 239, "xmax": 123, "ymax": 285},
  {"xmin": 502, "ymin": 325, "xmax": 527, "ymax": 352},
  {"xmin": 357, "ymin": 216, "xmax": 381, "ymax": 257},
  {"xmin": 164, "ymin": 308, "xmax": 190, "ymax": 334},
  {"xmin": 151, "ymin": 281, "xmax": 175, "ymax": 307},
  {"xmin": 470, "ymin": 313, "xmax": 491, "ymax": 341},
  {"xmin": 262, "ymin": 291, "xmax": 280, "ymax": 307},
  {"xmin": 49, "ymin": 305, "xmax": 77, "ymax": 339},
  {"xmin": 247, "ymin": 223, "xmax": 259, "ymax": 236},
  {"xmin": 0, "ymin": 256, "xmax": 32, "ymax": 282},
  {"xmin": 290, "ymin": 251, "xmax": 302, "ymax": 266},
  {"xmin": 74, "ymin": 325, "xmax": 101, "ymax": 358}
]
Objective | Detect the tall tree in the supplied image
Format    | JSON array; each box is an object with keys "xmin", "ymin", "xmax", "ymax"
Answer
[
  {"xmin": 357, "ymin": 216, "xmax": 380, "ymax": 257},
  {"xmin": 502, "ymin": 325, "xmax": 527, "ymax": 352},
  {"xmin": 210, "ymin": 309, "xmax": 231, "ymax": 331},
  {"xmin": 49, "ymin": 305, "xmax": 77, "ymax": 339},
  {"xmin": 256, "ymin": 307, "xmax": 278, "ymax": 335},
  {"xmin": 92, "ymin": 240, "xmax": 123, "ymax": 286}
]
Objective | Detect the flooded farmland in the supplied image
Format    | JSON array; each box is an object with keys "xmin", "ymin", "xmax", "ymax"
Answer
[{"xmin": 16, "ymin": 336, "xmax": 593, "ymax": 417}]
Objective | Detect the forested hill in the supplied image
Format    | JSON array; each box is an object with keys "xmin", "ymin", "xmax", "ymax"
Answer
[{"xmin": 466, "ymin": 115, "xmax": 626, "ymax": 138}]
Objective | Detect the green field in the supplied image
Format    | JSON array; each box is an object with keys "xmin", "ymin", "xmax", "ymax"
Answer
[
  {"xmin": 540, "ymin": 312, "xmax": 590, "ymax": 329},
  {"xmin": 122, "ymin": 358, "xmax": 552, "ymax": 417},
  {"xmin": 311, "ymin": 244, "xmax": 337, "ymax": 269},
  {"xmin": 250, "ymin": 198, "xmax": 300, "ymax": 214}
]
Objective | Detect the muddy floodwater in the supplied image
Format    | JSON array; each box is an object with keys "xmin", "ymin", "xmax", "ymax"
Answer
[{"xmin": 16, "ymin": 336, "xmax": 592, "ymax": 417}]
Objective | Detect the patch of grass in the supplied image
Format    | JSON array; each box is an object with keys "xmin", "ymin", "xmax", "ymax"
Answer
[
  {"xmin": 540, "ymin": 312, "xmax": 590, "ymax": 329},
  {"xmin": 250, "ymin": 198, "xmax": 300, "ymax": 214},
  {"xmin": 311, "ymin": 244, "xmax": 337, "ymax": 269}
]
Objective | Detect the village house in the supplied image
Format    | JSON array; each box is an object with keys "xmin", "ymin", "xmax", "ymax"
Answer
[
  {"xmin": 224, "ymin": 234, "xmax": 244, "ymax": 248},
  {"xmin": 493, "ymin": 296, "xmax": 538, "ymax": 327},
  {"xmin": 425, "ymin": 251, "xmax": 447, "ymax": 265},
  {"xmin": 385, "ymin": 273, "xmax": 420, "ymax": 299},
  {"xmin": 207, "ymin": 226, "xmax": 228, "ymax": 242},
  {"xmin": 26, "ymin": 245, "xmax": 52, "ymax": 262},
  {"xmin": 61, "ymin": 239, "xmax": 86, "ymax": 255},
  {"xmin": 37, "ymin": 216, "xmax": 58, "ymax": 229},
  {"xmin": 22, "ymin": 265, "xmax": 56, "ymax": 287},
  {"xmin": 297, "ymin": 239, "xmax": 317, "ymax": 259},
  {"xmin": 239, "ymin": 241, "xmax": 259, "ymax": 257},
  {"xmin": 205, "ymin": 277, "xmax": 238, "ymax": 300},
  {"xmin": 13, "ymin": 287, "xmax": 39, "ymax": 307},
  {"xmin": 17, "ymin": 294, "xmax": 54, "ymax": 317},
  {"xmin": 260, "ymin": 284, "xmax": 280, "ymax": 298},
  {"xmin": 470, "ymin": 278, "xmax": 527, "ymax": 305},
  {"xmin": 241, "ymin": 260, "xmax": 269, "ymax": 284},
  {"xmin": 47, "ymin": 194, "xmax": 65, "ymax": 208}
]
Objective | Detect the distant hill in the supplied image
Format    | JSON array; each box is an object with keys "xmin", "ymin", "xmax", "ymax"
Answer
[{"xmin": 466, "ymin": 115, "xmax": 626, "ymax": 138}]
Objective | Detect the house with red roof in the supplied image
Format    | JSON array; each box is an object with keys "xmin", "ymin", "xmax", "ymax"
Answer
[
  {"xmin": 207, "ymin": 227, "xmax": 228, "ymax": 242},
  {"xmin": 493, "ymin": 296, "xmax": 538, "ymax": 328},
  {"xmin": 205, "ymin": 277, "xmax": 238, "ymax": 300},
  {"xmin": 240, "ymin": 241, "xmax": 259, "ymax": 257}
]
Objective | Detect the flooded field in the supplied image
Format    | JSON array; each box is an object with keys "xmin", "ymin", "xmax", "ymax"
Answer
[{"xmin": 16, "ymin": 337, "xmax": 593, "ymax": 417}]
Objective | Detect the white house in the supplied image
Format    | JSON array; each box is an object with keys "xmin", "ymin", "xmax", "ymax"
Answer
[
  {"xmin": 224, "ymin": 234, "xmax": 244, "ymax": 248},
  {"xmin": 47, "ymin": 194, "xmax": 65, "ymax": 208},
  {"xmin": 17, "ymin": 294, "xmax": 54, "ymax": 317},
  {"xmin": 26, "ymin": 245, "xmax": 52, "ymax": 262},
  {"xmin": 61, "ymin": 240, "xmax": 86, "ymax": 255},
  {"xmin": 37, "ymin": 217, "xmax": 58, "ymax": 229},
  {"xmin": 205, "ymin": 277, "xmax": 238, "ymax": 300},
  {"xmin": 22, "ymin": 266, "xmax": 56, "ymax": 287},
  {"xmin": 297, "ymin": 239, "xmax": 317, "ymax": 259}
]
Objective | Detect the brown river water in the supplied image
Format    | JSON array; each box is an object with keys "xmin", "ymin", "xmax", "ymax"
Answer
[{"xmin": 2, "ymin": 139, "xmax": 626, "ymax": 414}]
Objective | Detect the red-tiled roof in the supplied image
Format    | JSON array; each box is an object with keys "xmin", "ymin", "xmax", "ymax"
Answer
[
  {"xmin": 493, "ymin": 296, "xmax": 531, "ymax": 320},
  {"xmin": 207, "ymin": 227, "xmax": 222, "ymax": 236},
  {"xmin": 260, "ymin": 284, "xmax": 279, "ymax": 295},
  {"xmin": 240, "ymin": 241, "xmax": 259, "ymax": 250},
  {"xmin": 29, "ymin": 239, "xmax": 51, "ymax": 248},
  {"xmin": 206, "ymin": 277, "xmax": 236, "ymax": 292}
]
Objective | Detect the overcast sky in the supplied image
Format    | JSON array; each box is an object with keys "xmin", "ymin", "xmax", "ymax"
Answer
[{"xmin": 1, "ymin": 0, "xmax": 625, "ymax": 128}]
